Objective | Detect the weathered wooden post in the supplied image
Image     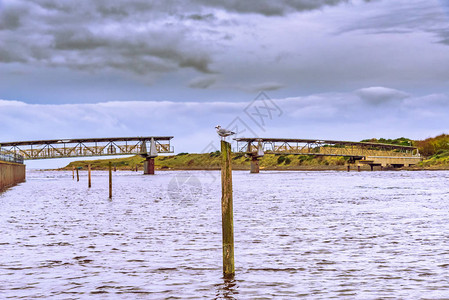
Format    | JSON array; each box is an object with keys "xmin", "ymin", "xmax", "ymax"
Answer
[
  {"xmin": 358, "ymin": 165, "xmax": 361, "ymax": 172},
  {"xmin": 88, "ymin": 164, "xmax": 92, "ymax": 188},
  {"xmin": 221, "ymin": 140, "xmax": 235, "ymax": 278},
  {"xmin": 347, "ymin": 165, "xmax": 350, "ymax": 172},
  {"xmin": 72, "ymin": 166, "xmax": 75, "ymax": 180},
  {"xmin": 76, "ymin": 168, "xmax": 79, "ymax": 182},
  {"xmin": 109, "ymin": 162, "xmax": 112, "ymax": 198}
]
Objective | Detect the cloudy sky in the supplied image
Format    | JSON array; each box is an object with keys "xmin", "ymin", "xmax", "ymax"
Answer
[{"xmin": 1, "ymin": 0, "xmax": 449, "ymax": 167}]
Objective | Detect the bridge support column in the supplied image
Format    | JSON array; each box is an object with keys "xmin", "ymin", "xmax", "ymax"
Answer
[
  {"xmin": 144, "ymin": 157, "xmax": 155, "ymax": 175},
  {"xmin": 250, "ymin": 156, "xmax": 260, "ymax": 174}
]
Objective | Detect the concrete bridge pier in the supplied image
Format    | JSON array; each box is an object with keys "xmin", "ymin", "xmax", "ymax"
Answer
[
  {"xmin": 249, "ymin": 140, "xmax": 264, "ymax": 174},
  {"xmin": 142, "ymin": 137, "xmax": 158, "ymax": 175},
  {"xmin": 144, "ymin": 157, "xmax": 155, "ymax": 175},
  {"xmin": 250, "ymin": 156, "xmax": 260, "ymax": 173}
]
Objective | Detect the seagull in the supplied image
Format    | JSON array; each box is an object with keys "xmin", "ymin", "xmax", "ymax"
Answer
[{"xmin": 215, "ymin": 125, "xmax": 235, "ymax": 140}]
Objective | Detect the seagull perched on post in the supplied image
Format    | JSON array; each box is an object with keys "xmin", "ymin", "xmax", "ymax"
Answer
[{"xmin": 215, "ymin": 125, "xmax": 235, "ymax": 140}]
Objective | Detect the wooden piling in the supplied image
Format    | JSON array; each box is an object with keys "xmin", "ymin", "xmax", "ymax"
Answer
[
  {"xmin": 109, "ymin": 162, "xmax": 112, "ymax": 198},
  {"xmin": 72, "ymin": 167, "xmax": 75, "ymax": 180},
  {"xmin": 221, "ymin": 140, "xmax": 235, "ymax": 278},
  {"xmin": 347, "ymin": 165, "xmax": 350, "ymax": 172},
  {"xmin": 88, "ymin": 164, "xmax": 91, "ymax": 188},
  {"xmin": 358, "ymin": 166, "xmax": 361, "ymax": 172},
  {"xmin": 76, "ymin": 168, "xmax": 79, "ymax": 182}
]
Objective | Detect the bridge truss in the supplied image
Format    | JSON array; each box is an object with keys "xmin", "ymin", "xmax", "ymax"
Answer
[
  {"xmin": 234, "ymin": 138, "xmax": 419, "ymax": 158},
  {"xmin": 0, "ymin": 137, "xmax": 174, "ymax": 160},
  {"xmin": 0, "ymin": 148, "xmax": 24, "ymax": 164}
]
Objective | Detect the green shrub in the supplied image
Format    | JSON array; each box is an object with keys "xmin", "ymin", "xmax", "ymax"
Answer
[
  {"xmin": 277, "ymin": 156, "xmax": 286, "ymax": 164},
  {"xmin": 209, "ymin": 151, "xmax": 220, "ymax": 157}
]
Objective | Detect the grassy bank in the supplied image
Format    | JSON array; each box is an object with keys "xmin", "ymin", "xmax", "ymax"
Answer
[
  {"xmin": 62, "ymin": 152, "xmax": 352, "ymax": 171},
  {"xmin": 412, "ymin": 151, "xmax": 449, "ymax": 170}
]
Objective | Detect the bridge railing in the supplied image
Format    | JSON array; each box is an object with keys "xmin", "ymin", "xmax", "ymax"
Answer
[{"xmin": 0, "ymin": 148, "xmax": 24, "ymax": 164}]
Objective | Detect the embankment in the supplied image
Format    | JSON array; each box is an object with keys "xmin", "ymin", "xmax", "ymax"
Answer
[{"xmin": 0, "ymin": 161, "xmax": 26, "ymax": 191}]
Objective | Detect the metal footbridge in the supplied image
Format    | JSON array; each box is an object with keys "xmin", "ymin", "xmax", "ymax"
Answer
[
  {"xmin": 0, "ymin": 137, "xmax": 174, "ymax": 174},
  {"xmin": 234, "ymin": 138, "xmax": 422, "ymax": 172},
  {"xmin": 0, "ymin": 136, "xmax": 173, "ymax": 160}
]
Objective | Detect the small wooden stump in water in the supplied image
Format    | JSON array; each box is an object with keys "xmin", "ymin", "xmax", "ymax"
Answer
[
  {"xmin": 88, "ymin": 164, "xmax": 92, "ymax": 188},
  {"xmin": 109, "ymin": 162, "xmax": 112, "ymax": 198},
  {"xmin": 221, "ymin": 140, "xmax": 235, "ymax": 278}
]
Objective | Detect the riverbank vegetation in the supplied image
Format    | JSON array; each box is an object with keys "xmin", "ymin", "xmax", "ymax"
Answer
[{"xmin": 63, "ymin": 153, "xmax": 350, "ymax": 171}]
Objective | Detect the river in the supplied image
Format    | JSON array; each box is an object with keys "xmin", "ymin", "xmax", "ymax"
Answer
[{"xmin": 1, "ymin": 170, "xmax": 449, "ymax": 299}]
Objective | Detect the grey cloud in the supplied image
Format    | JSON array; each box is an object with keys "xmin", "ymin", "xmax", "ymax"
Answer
[
  {"xmin": 0, "ymin": 0, "xmax": 371, "ymax": 78},
  {"xmin": 246, "ymin": 82, "xmax": 286, "ymax": 92},
  {"xmin": 185, "ymin": 13, "xmax": 216, "ymax": 21},
  {"xmin": 0, "ymin": 4, "xmax": 23, "ymax": 30},
  {"xmin": 0, "ymin": 0, "xmax": 215, "ymax": 77},
  {"xmin": 337, "ymin": 1, "xmax": 449, "ymax": 46},
  {"xmin": 192, "ymin": 0, "xmax": 352, "ymax": 16},
  {"xmin": 188, "ymin": 76, "xmax": 217, "ymax": 89},
  {"xmin": 356, "ymin": 87, "xmax": 409, "ymax": 105}
]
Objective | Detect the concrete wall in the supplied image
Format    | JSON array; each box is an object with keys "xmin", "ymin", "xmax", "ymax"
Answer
[
  {"xmin": 0, "ymin": 161, "xmax": 26, "ymax": 191},
  {"xmin": 365, "ymin": 156, "xmax": 422, "ymax": 167}
]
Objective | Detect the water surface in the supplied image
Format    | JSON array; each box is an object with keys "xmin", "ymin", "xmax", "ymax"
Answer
[{"xmin": 1, "ymin": 170, "xmax": 449, "ymax": 298}]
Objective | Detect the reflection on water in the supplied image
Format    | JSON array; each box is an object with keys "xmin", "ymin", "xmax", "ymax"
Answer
[
  {"xmin": 215, "ymin": 277, "xmax": 238, "ymax": 300},
  {"xmin": 1, "ymin": 170, "xmax": 449, "ymax": 298}
]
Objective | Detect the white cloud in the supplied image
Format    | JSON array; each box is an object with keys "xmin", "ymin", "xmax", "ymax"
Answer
[{"xmin": 1, "ymin": 88, "xmax": 448, "ymax": 160}]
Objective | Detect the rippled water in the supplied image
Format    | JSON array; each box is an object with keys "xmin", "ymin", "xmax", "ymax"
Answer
[{"xmin": 1, "ymin": 169, "xmax": 449, "ymax": 299}]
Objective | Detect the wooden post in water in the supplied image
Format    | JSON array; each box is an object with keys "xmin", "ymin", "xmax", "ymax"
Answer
[
  {"xmin": 109, "ymin": 162, "xmax": 112, "ymax": 199},
  {"xmin": 221, "ymin": 140, "xmax": 235, "ymax": 278},
  {"xmin": 88, "ymin": 164, "xmax": 92, "ymax": 188},
  {"xmin": 72, "ymin": 167, "xmax": 75, "ymax": 180},
  {"xmin": 358, "ymin": 165, "xmax": 361, "ymax": 172},
  {"xmin": 76, "ymin": 168, "xmax": 79, "ymax": 182}
]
